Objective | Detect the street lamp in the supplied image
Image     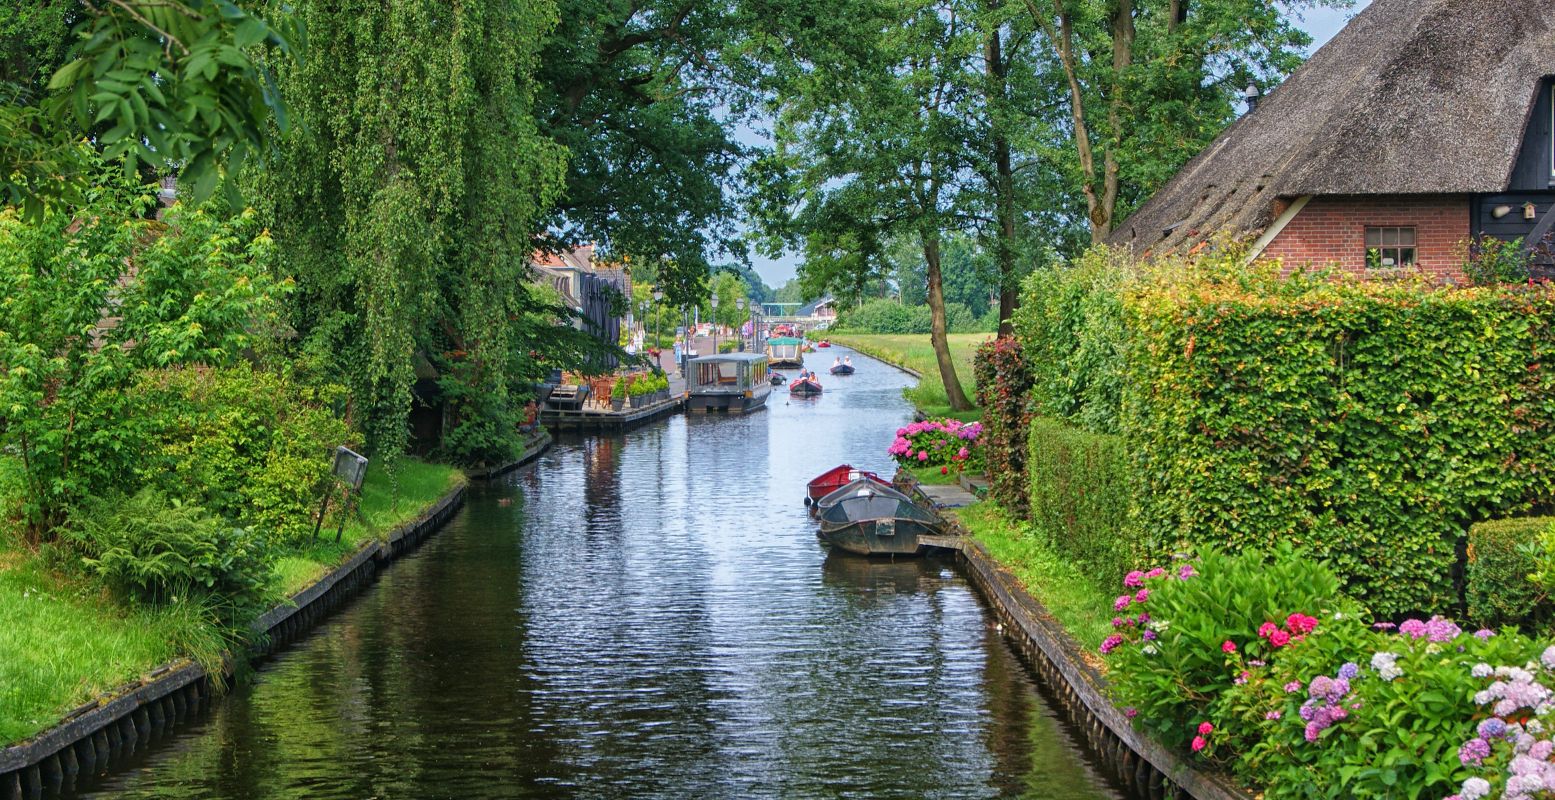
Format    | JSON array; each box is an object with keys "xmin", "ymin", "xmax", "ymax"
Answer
[
  {"xmin": 735, "ymin": 297, "xmax": 746, "ymax": 352},
  {"xmin": 710, "ymin": 293, "xmax": 719, "ymax": 355},
  {"xmin": 652, "ymin": 288, "xmax": 663, "ymax": 368}
]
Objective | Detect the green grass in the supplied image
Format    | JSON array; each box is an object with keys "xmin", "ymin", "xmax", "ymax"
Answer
[
  {"xmin": 904, "ymin": 464, "xmax": 965, "ymax": 485},
  {"xmin": 952, "ymin": 500, "xmax": 1114, "ymax": 663},
  {"xmin": 0, "ymin": 458, "xmax": 464, "ymax": 744},
  {"xmin": 820, "ymin": 332, "xmax": 988, "ymax": 419}
]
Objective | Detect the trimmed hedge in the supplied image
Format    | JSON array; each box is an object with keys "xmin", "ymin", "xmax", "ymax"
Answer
[
  {"xmin": 974, "ymin": 337, "xmax": 1035, "ymax": 514},
  {"xmin": 1123, "ymin": 276, "xmax": 1555, "ymax": 616},
  {"xmin": 1466, "ymin": 516, "xmax": 1552, "ymax": 630},
  {"xmin": 1027, "ymin": 417, "xmax": 1142, "ymax": 584}
]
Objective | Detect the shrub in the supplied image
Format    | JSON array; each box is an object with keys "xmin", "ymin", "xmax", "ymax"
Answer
[
  {"xmin": 1027, "ymin": 417, "xmax": 1140, "ymax": 583},
  {"xmin": 887, "ymin": 418, "xmax": 983, "ymax": 472},
  {"xmin": 974, "ymin": 336, "xmax": 1035, "ymax": 514},
  {"xmin": 1467, "ymin": 517, "xmax": 1552, "ymax": 630},
  {"xmin": 833, "ymin": 298, "xmax": 983, "ymax": 334},
  {"xmin": 65, "ymin": 489, "xmax": 271, "ymax": 616},
  {"xmin": 1462, "ymin": 235, "xmax": 1532, "ymax": 286}
]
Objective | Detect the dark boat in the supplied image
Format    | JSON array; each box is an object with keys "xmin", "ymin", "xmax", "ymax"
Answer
[
  {"xmin": 815, "ymin": 479, "xmax": 943, "ymax": 556},
  {"xmin": 789, "ymin": 377, "xmax": 823, "ymax": 396},
  {"xmin": 829, "ymin": 363, "xmax": 854, "ymax": 375},
  {"xmin": 769, "ymin": 372, "xmax": 786, "ymax": 385},
  {"xmin": 805, "ymin": 464, "xmax": 886, "ymax": 504}
]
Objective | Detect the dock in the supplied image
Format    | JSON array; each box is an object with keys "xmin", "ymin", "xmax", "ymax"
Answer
[{"xmin": 540, "ymin": 372, "xmax": 688, "ymax": 433}]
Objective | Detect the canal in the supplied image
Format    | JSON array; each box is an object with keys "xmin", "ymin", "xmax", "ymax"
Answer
[{"xmin": 77, "ymin": 348, "xmax": 1123, "ymax": 800}]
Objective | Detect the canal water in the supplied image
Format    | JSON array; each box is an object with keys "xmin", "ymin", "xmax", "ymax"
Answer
[{"xmin": 76, "ymin": 347, "xmax": 1123, "ymax": 800}]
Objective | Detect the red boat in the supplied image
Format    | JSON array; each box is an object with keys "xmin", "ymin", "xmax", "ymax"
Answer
[
  {"xmin": 817, "ymin": 340, "xmax": 831, "ymax": 348},
  {"xmin": 805, "ymin": 464, "xmax": 886, "ymax": 504},
  {"xmin": 790, "ymin": 377, "xmax": 823, "ymax": 396}
]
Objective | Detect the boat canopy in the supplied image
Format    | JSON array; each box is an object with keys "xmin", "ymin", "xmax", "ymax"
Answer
[
  {"xmin": 766, "ymin": 337, "xmax": 803, "ymax": 346},
  {"xmin": 816, "ymin": 479, "xmax": 937, "ymax": 526},
  {"xmin": 689, "ymin": 352, "xmax": 768, "ymax": 392}
]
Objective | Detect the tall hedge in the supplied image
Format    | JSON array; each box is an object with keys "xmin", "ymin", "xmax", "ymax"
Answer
[
  {"xmin": 1123, "ymin": 279, "xmax": 1555, "ymax": 616},
  {"xmin": 1027, "ymin": 417, "xmax": 1142, "ymax": 584},
  {"xmin": 974, "ymin": 337, "xmax": 1035, "ymax": 514}
]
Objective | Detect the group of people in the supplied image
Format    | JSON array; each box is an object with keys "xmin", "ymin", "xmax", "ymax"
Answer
[{"xmin": 831, "ymin": 356, "xmax": 852, "ymax": 369}]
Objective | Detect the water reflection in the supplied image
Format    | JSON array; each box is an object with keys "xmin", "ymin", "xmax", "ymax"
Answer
[{"xmin": 74, "ymin": 347, "xmax": 1124, "ymax": 800}]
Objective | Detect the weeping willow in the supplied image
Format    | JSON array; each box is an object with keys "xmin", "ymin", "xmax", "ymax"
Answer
[{"xmin": 260, "ymin": 0, "xmax": 568, "ymax": 463}]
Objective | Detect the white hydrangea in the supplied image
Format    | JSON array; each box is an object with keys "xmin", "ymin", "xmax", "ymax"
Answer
[
  {"xmin": 1473, "ymin": 663, "xmax": 1494, "ymax": 679},
  {"xmin": 1370, "ymin": 651, "xmax": 1403, "ymax": 681},
  {"xmin": 1527, "ymin": 719, "xmax": 1545, "ymax": 735},
  {"xmin": 1460, "ymin": 776, "xmax": 1490, "ymax": 800},
  {"xmin": 1542, "ymin": 645, "xmax": 1555, "ymax": 671},
  {"xmin": 1142, "ymin": 644, "xmax": 1159, "ymax": 656}
]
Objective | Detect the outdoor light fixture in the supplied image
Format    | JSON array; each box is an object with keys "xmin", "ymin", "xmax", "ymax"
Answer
[{"xmin": 1493, "ymin": 205, "xmax": 1513, "ymax": 219}]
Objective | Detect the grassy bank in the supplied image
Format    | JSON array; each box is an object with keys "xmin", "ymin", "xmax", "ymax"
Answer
[
  {"xmin": 819, "ymin": 332, "xmax": 988, "ymax": 419},
  {"xmin": 952, "ymin": 500, "xmax": 1112, "ymax": 663},
  {"xmin": 0, "ymin": 460, "xmax": 463, "ymax": 745}
]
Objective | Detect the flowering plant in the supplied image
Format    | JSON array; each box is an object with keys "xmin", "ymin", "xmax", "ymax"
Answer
[{"xmin": 887, "ymin": 417, "xmax": 984, "ymax": 472}]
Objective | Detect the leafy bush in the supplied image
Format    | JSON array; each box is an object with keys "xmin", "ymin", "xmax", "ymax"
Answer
[
  {"xmin": 1467, "ymin": 517, "xmax": 1552, "ymax": 630},
  {"xmin": 974, "ymin": 336, "xmax": 1035, "ymax": 514},
  {"xmin": 1027, "ymin": 417, "xmax": 1140, "ymax": 584},
  {"xmin": 833, "ymin": 298, "xmax": 984, "ymax": 334},
  {"xmin": 66, "ymin": 489, "xmax": 270, "ymax": 616},
  {"xmin": 1462, "ymin": 235, "xmax": 1532, "ymax": 286},
  {"xmin": 887, "ymin": 418, "xmax": 983, "ymax": 473}
]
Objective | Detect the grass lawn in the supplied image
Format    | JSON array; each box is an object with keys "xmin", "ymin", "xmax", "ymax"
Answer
[
  {"xmin": 0, "ymin": 458, "xmax": 463, "ymax": 745},
  {"xmin": 820, "ymin": 332, "xmax": 989, "ymax": 420},
  {"xmin": 952, "ymin": 500, "xmax": 1113, "ymax": 665}
]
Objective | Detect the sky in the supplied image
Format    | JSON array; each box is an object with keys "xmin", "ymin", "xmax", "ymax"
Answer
[{"xmin": 745, "ymin": 1, "xmax": 1373, "ymax": 287}]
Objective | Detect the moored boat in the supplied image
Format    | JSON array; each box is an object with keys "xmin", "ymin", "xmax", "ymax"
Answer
[
  {"xmin": 687, "ymin": 353, "xmax": 772, "ymax": 414},
  {"xmin": 789, "ymin": 376, "xmax": 823, "ymax": 396},
  {"xmin": 805, "ymin": 464, "xmax": 887, "ymax": 504},
  {"xmin": 769, "ymin": 371, "xmax": 786, "ymax": 385},
  {"xmin": 815, "ymin": 479, "xmax": 943, "ymax": 556}
]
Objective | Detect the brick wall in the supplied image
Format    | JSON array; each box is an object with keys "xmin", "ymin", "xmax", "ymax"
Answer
[{"xmin": 1260, "ymin": 194, "xmax": 1472, "ymax": 282}]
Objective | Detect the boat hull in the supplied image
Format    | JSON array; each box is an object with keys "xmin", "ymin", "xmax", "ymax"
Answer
[
  {"xmin": 687, "ymin": 385, "xmax": 771, "ymax": 414},
  {"xmin": 818, "ymin": 517, "xmax": 935, "ymax": 556},
  {"xmin": 829, "ymin": 365, "xmax": 854, "ymax": 375},
  {"xmin": 790, "ymin": 379, "xmax": 823, "ymax": 396},
  {"xmin": 769, "ymin": 357, "xmax": 804, "ymax": 368}
]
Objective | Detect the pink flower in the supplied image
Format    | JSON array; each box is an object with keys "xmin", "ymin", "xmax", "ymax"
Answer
[
  {"xmin": 1270, "ymin": 630, "xmax": 1291, "ymax": 648},
  {"xmin": 1144, "ymin": 567, "xmax": 1165, "ymax": 579},
  {"xmin": 1286, "ymin": 613, "xmax": 1318, "ymax": 635},
  {"xmin": 1191, "ymin": 736, "xmax": 1207, "ymax": 752},
  {"xmin": 1197, "ymin": 722, "xmax": 1213, "ymax": 735},
  {"xmin": 1114, "ymin": 595, "xmax": 1131, "ymax": 611},
  {"xmin": 1134, "ymin": 589, "xmax": 1150, "ymax": 603},
  {"xmin": 1257, "ymin": 622, "xmax": 1278, "ymax": 639},
  {"xmin": 1124, "ymin": 571, "xmax": 1146, "ymax": 588},
  {"xmin": 956, "ymin": 447, "xmax": 969, "ymax": 459},
  {"xmin": 1099, "ymin": 634, "xmax": 1124, "ymax": 654},
  {"xmin": 1221, "ymin": 640, "xmax": 1236, "ymax": 654},
  {"xmin": 917, "ymin": 451, "xmax": 928, "ymax": 462},
  {"xmin": 1124, "ymin": 707, "xmax": 1138, "ymax": 719}
]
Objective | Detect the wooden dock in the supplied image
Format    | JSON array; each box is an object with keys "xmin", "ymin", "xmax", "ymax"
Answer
[{"xmin": 540, "ymin": 393, "xmax": 685, "ymax": 432}]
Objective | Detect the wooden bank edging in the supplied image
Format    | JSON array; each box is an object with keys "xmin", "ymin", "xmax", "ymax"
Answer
[
  {"xmin": 0, "ymin": 433, "xmax": 554, "ymax": 799},
  {"xmin": 465, "ymin": 428, "xmax": 553, "ymax": 480},
  {"xmin": 935, "ymin": 532, "xmax": 1253, "ymax": 800}
]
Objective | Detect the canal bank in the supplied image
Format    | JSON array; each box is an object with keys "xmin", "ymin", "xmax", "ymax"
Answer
[
  {"xmin": 0, "ymin": 429, "xmax": 554, "ymax": 799},
  {"xmin": 57, "ymin": 347, "xmax": 1131, "ymax": 800}
]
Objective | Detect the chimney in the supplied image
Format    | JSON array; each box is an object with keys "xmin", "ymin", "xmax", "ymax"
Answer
[{"xmin": 1243, "ymin": 83, "xmax": 1262, "ymax": 113}]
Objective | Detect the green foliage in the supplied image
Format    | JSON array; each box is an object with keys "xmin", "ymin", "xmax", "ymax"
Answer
[
  {"xmin": 1027, "ymin": 417, "xmax": 1139, "ymax": 584},
  {"xmin": 65, "ymin": 489, "xmax": 270, "ymax": 616},
  {"xmin": 974, "ymin": 336, "xmax": 1034, "ymax": 513},
  {"xmin": 1462, "ymin": 235, "xmax": 1532, "ymax": 286},
  {"xmin": 262, "ymin": 0, "xmax": 569, "ymax": 464},
  {"xmin": 0, "ymin": 180, "xmax": 283, "ymax": 540},
  {"xmin": 1468, "ymin": 516, "xmax": 1554, "ymax": 629},
  {"xmin": 833, "ymin": 298, "xmax": 984, "ymax": 334}
]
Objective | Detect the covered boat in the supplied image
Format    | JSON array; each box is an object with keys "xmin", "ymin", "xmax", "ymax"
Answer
[
  {"xmin": 769, "ymin": 371, "xmax": 786, "ymax": 385},
  {"xmin": 687, "ymin": 353, "xmax": 772, "ymax": 414},
  {"xmin": 815, "ymin": 479, "xmax": 943, "ymax": 556},
  {"xmin": 805, "ymin": 464, "xmax": 887, "ymax": 504},
  {"xmin": 829, "ymin": 363, "xmax": 854, "ymax": 375},
  {"xmin": 766, "ymin": 336, "xmax": 804, "ymax": 367},
  {"xmin": 789, "ymin": 376, "xmax": 823, "ymax": 396}
]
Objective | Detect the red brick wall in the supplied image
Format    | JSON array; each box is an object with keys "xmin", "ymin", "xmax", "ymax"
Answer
[{"xmin": 1260, "ymin": 195, "xmax": 1471, "ymax": 282}]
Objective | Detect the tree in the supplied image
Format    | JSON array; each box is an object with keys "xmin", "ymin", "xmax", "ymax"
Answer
[
  {"xmin": 260, "ymin": 0, "xmax": 570, "ymax": 465},
  {"xmin": 758, "ymin": 0, "xmax": 979, "ymax": 410}
]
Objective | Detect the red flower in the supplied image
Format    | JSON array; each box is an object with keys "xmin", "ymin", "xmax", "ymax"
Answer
[
  {"xmin": 1198, "ymin": 722, "xmax": 1214, "ymax": 735},
  {"xmin": 1270, "ymin": 630, "xmax": 1291, "ymax": 648},
  {"xmin": 1221, "ymin": 640, "xmax": 1236, "ymax": 654},
  {"xmin": 1191, "ymin": 736, "xmax": 1207, "ymax": 752},
  {"xmin": 1257, "ymin": 622, "xmax": 1278, "ymax": 639}
]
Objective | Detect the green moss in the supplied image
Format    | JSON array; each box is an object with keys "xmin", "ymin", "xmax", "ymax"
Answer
[{"xmin": 953, "ymin": 500, "xmax": 1113, "ymax": 657}]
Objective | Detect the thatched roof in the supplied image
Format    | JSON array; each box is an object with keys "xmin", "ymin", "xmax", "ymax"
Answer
[{"xmin": 1108, "ymin": 0, "xmax": 1555, "ymax": 256}]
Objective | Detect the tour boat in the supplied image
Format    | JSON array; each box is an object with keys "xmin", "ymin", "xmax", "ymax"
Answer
[
  {"xmin": 765, "ymin": 336, "xmax": 804, "ymax": 368},
  {"xmin": 829, "ymin": 363, "xmax": 854, "ymax": 375},
  {"xmin": 789, "ymin": 376, "xmax": 823, "ymax": 396},
  {"xmin": 805, "ymin": 464, "xmax": 887, "ymax": 504},
  {"xmin": 814, "ymin": 479, "xmax": 943, "ymax": 556},
  {"xmin": 686, "ymin": 353, "xmax": 772, "ymax": 414}
]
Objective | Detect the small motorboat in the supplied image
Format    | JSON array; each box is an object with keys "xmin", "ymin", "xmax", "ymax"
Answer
[
  {"xmin": 829, "ymin": 363, "xmax": 854, "ymax": 375},
  {"xmin": 805, "ymin": 464, "xmax": 887, "ymax": 504},
  {"xmin": 815, "ymin": 479, "xmax": 943, "ymax": 556},
  {"xmin": 817, "ymin": 340, "xmax": 831, "ymax": 348},
  {"xmin": 790, "ymin": 376, "xmax": 823, "ymax": 396},
  {"xmin": 769, "ymin": 372, "xmax": 786, "ymax": 385}
]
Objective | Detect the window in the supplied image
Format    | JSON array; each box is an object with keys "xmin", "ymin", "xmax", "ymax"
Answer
[{"xmin": 1364, "ymin": 226, "xmax": 1416, "ymax": 267}]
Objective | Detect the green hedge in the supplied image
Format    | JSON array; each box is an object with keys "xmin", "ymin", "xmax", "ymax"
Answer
[
  {"xmin": 1466, "ymin": 516, "xmax": 1552, "ymax": 629},
  {"xmin": 1027, "ymin": 417, "xmax": 1143, "ymax": 584},
  {"xmin": 1123, "ymin": 277, "xmax": 1555, "ymax": 616}
]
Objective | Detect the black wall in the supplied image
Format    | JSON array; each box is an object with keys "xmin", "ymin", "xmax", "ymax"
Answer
[{"xmin": 1509, "ymin": 77, "xmax": 1554, "ymax": 191}]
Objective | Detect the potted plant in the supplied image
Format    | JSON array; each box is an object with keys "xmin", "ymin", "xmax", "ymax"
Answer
[
  {"xmin": 610, "ymin": 378, "xmax": 626, "ymax": 411},
  {"xmin": 628, "ymin": 376, "xmax": 649, "ymax": 408}
]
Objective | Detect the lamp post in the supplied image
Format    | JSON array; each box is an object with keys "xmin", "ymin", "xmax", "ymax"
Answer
[
  {"xmin": 652, "ymin": 288, "xmax": 663, "ymax": 369},
  {"xmin": 735, "ymin": 297, "xmax": 746, "ymax": 352},
  {"xmin": 710, "ymin": 293, "xmax": 719, "ymax": 355}
]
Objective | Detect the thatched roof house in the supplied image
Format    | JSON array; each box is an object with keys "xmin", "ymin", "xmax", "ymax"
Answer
[{"xmin": 1107, "ymin": 0, "xmax": 1555, "ymax": 278}]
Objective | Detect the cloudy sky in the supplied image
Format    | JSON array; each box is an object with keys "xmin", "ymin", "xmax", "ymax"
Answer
[{"xmin": 746, "ymin": 0, "xmax": 1372, "ymax": 287}]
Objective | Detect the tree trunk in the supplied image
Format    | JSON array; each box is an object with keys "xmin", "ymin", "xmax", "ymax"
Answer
[
  {"xmin": 922, "ymin": 233, "xmax": 973, "ymax": 411},
  {"xmin": 983, "ymin": 7, "xmax": 1020, "ymax": 337}
]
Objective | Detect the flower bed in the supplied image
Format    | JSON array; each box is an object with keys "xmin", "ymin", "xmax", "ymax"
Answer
[
  {"xmin": 1101, "ymin": 546, "xmax": 1555, "ymax": 800},
  {"xmin": 887, "ymin": 417, "xmax": 984, "ymax": 476}
]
